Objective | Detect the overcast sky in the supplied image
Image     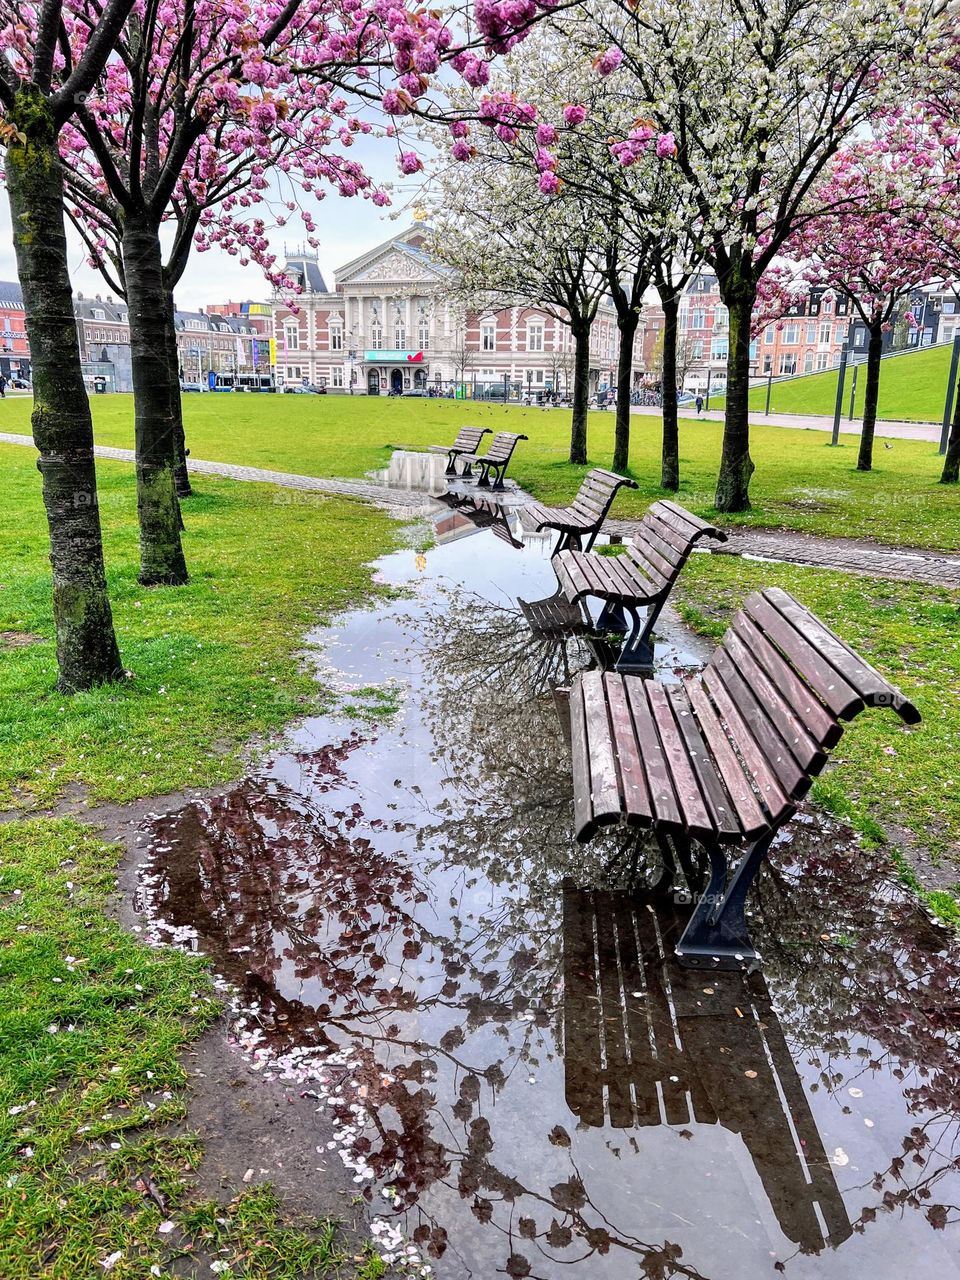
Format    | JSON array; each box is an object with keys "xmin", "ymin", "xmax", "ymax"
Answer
[{"xmin": 0, "ymin": 134, "xmax": 429, "ymax": 310}]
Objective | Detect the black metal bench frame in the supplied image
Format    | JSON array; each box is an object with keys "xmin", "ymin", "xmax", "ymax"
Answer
[
  {"xmin": 522, "ymin": 500, "xmax": 726, "ymax": 673},
  {"xmin": 568, "ymin": 587, "xmax": 920, "ymax": 969},
  {"xmin": 427, "ymin": 426, "xmax": 491, "ymax": 477},
  {"xmin": 461, "ymin": 432, "xmax": 528, "ymax": 491},
  {"xmin": 519, "ymin": 468, "xmax": 639, "ymax": 555}
]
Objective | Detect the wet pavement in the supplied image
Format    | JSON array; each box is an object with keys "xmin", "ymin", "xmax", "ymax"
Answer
[{"xmin": 133, "ymin": 476, "xmax": 960, "ymax": 1279}]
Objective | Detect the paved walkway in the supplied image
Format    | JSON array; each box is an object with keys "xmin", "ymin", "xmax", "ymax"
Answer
[
  {"xmin": 0, "ymin": 433, "xmax": 431, "ymax": 511},
  {"xmin": 607, "ymin": 519, "xmax": 960, "ymax": 587},
  {"xmin": 629, "ymin": 405, "xmax": 943, "ymax": 443},
  {"xmin": 4, "ymin": 430, "xmax": 958, "ymax": 588}
]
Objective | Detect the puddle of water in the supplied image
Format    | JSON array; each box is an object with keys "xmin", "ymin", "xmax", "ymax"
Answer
[{"xmin": 136, "ymin": 523, "xmax": 960, "ymax": 1280}]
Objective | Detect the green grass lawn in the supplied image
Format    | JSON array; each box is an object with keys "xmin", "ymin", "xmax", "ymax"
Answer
[
  {"xmin": 4, "ymin": 392, "xmax": 958, "ymax": 551},
  {"xmin": 0, "ymin": 442, "xmax": 395, "ymax": 1278},
  {"xmin": 741, "ymin": 342, "xmax": 952, "ymax": 422}
]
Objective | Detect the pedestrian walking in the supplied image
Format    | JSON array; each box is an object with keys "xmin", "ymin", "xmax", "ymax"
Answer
[
  {"xmin": 0, "ymin": 375, "xmax": 7, "ymax": 399},
  {"xmin": 695, "ymin": 394, "xmax": 704, "ymax": 415}
]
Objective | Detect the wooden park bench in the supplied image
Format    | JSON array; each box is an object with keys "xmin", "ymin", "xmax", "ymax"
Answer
[
  {"xmin": 568, "ymin": 587, "xmax": 920, "ymax": 968},
  {"xmin": 520, "ymin": 500, "xmax": 726, "ymax": 671},
  {"xmin": 427, "ymin": 426, "xmax": 490, "ymax": 477},
  {"xmin": 460, "ymin": 431, "xmax": 528, "ymax": 491},
  {"xmin": 562, "ymin": 885, "xmax": 852, "ymax": 1251},
  {"xmin": 519, "ymin": 467, "xmax": 639, "ymax": 554}
]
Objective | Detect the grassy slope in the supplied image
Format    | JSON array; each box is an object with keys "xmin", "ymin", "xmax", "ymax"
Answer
[
  {"xmin": 742, "ymin": 342, "xmax": 951, "ymax": 421},
  {"xmin": 3, "ymin": 393, "xmax": 957, "ymax": 551},
  {"xmin": 0, "ymin": 443, "xmax": 394, "ymax": 1278}
]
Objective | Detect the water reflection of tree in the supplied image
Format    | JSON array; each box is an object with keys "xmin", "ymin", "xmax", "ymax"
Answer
[{"xmin": 142, "ymin": 588, "xmax": 960, "ymax": 1276}]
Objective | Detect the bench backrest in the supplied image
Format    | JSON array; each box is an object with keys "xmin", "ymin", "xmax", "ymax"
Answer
[
  {"xmin": 452, "ymin": 426, "xmax": 490, "ymax": 452},
  {"xmin": 697, "ymin": 586, "xmax": 920, "ymax": 826},
  {"xmin": 481, "ymin": 431, "xmax": 528, "ymax": 462},
  {"xmin": 626, "ymin": 500, "xmax": 727, "ymax": 594},
  {"xmin": 570, "ymin": 468, "xmax": 639, "ymax": 527}
]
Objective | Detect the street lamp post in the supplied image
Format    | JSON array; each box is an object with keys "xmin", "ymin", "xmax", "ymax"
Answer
[{"xmin": 831, "ymin": 344, "xmax": 849, "ymax": 446}]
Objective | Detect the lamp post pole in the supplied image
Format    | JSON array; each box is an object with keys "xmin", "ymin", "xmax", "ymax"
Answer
[{"xmin": 831, "ymin": 344, "xmax": 849, "ymax": 446}]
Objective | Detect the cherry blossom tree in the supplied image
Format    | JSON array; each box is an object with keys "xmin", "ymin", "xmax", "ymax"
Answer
[
  {"xmin": 0, "ymin": 0, "xmax": 136, "ymax": 690},
  {"xmin": 428, "ymin": 155, "xmax": 610, "ymax": 463},
  {"xmin": 782, "ymin": 144, "xmax": 943, "ymax": 472},
  {"xmin": 562, "ymin": 0, "xmax": 943, "ymax": 510}
]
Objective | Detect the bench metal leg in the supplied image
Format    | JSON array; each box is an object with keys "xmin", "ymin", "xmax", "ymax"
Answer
[
  {"xmin": 596, "ymin": 600, "xmax": 629, "ymax": 635},
  {"xmin": 674, "ymin": 832, "xmax": 776, "ymax": 969},
  {"xmin": 444, "ymin": 449, "xmax": 459, "ymax": 476},
  {"xmin": 490, "ymin": 464, "xmax": 507, "ymax": 492},
  {"xmin": 476, "ymin": 461, "xmax": 491, "ymax": 488},
  {"xmin": 613, "ymin": 605, "xmax": 654, "ymax": 672}
]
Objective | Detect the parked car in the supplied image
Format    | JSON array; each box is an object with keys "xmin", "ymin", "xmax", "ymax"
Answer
[
  {"xmin": 180, "ymin": 381, "xmax": 205, "ymax": 393},
  {"xmin": 283, "ymin": 385, "xmax": 321, "ymax": 394},
  {"xmin": 307, "ymin": 384, "xmax": 327, "ymax": 395},
  {"xmin": 9, "ymin": 377, "xmax": 30, "ymax": 389}
]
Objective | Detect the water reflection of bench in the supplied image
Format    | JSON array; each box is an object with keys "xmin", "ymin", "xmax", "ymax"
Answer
[
  {"xmin": 434, "ymin": 492, "xmax": 523, "ymax": 549},
  {"xmin": 562, "ymin": 886, "xmax": 853, "ymax": 1254}
]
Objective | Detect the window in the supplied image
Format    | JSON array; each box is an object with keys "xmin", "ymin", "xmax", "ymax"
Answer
[
  {"xmin": 690, "ymin": 339, "xmax": 704, "ymax": 360},
  {"xmin": 418, "ymin": 320, "xmax": 430, "ymax": 350},
  {"xmin": 534, "ymin": 369, "xmax": 544, "ymax": 383},
  {"xmin": 371, "ymin": 324, "xmax": 383, "ymax": 350},
  {"xmin": 832, "ymin": 350, "xmax": 842, "ymax": 366},
  {"xmin": 762, "ymin": 354, "xmax": 772, "ymax": 373},
  {"xmin": 331, "ymin": 368, "xmax": 344, "ymax": 387},
  {"xmin": 783, "ymin": 324, "xmax": 799, "ymax": 344},
  {"xmin": 710, "ymin": 336, "xmax": 728, "ymax": 361},
  {"xmin": 93, "ymin": 308, "xmax": 106, "ymax": 321},
  {"xmin": 779, "ymin": 354, "xmax": 797, "ymax": 375},
  {"xmin": 816, "ymin": 352, "xmax": 829, "ymax": 370},
  {"xmin": 330, "ymin": 325, "xmax": 343, "ymax": 351},
  {"xmin": 481, "ymin": 322, "xmax": 495, "ymax": 352},
  {"xmin": 836, "ymin": 325, "xmax": 847, "ymax": 344},
  {"xmin": 286, "ymin": 365, "xmax": 301, "ymax": 379},
  {"xmin": 823, "ymin": 297, "xmax": 833, "ymax": 313},
  {"xmin": 528, "ymin": 322, "xmax": 544, "ymax": 352},
  {"xmin": 187, "ymin": 319, "xmax": 204, "ymax": 331},
  {"xmin": 806, "ymin": 323, "xmax": 816, "ymax": 344},
  {"xmin": 764, "ymin": 326, "xmax": 774, "ymax": 345},
  {"xmin": 692, "ymin": 309, "xmax": 706, "ymax": 329},
  {"xmin": 804, "ymin": 351, "xmax": 814, "ymax": 372},
  {"xmin": 943, "ymin": 324, "xmax": 955, "ymax": 343},
  {"xmin": 818, "ymin": 322, "xmax": 831, "ymax": 345},
  {"xmin": 714, "ymin": 305, "xmax": 728, "ymax": 331},
  {"xmin": 395, "ymin": 324, "xmax": 406, "ymax": 349},
  {"xmin": 284, "ymin": 323, "xmax": 299, "ymax": 351}
]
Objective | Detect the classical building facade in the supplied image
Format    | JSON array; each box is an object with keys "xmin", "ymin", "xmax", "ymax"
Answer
[
  {"xmin": 0, "ymin": 281, "xmax": 30, "ymax": 381},
  {"xmin": 272, "ymin": 227, "xmax": 623, "ymax": 397}
]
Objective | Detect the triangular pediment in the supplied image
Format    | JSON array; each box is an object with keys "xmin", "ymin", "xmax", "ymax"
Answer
[{"xmin": 337, "ymin": 241, "xmax": 448, "ymax": 288}]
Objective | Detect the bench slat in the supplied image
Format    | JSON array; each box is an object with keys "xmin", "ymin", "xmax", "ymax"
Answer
[
  {"xmin": 701, "ymin": 666, "xmax": 795, "ymax": 816},
  {"xmin": 605, "ymin": 675, "xmax": 653, "ymax": 825},
  {"xmin": 646, "ymin": 682, "xmax": 715, "ymax": 839},
  {"xmin": 569, "ymin": 676, "xmax": 595, "ymax": 839},
  {"xmin": 685, "ymin": 680, "xmax": 771, "ymax": 839},
  {"xmin": 732, "ymin": 612, "xmax": 842, "ymax": 749},
  {"xmin": 581, "ymin": 671, "xmax": 622, "ymax": 823},
  {"xmin": 708, "ymin": 650, "xmax": 810, "ymax": 800},
  {"xmin": 761, "ymin": 588, "xmax": 920, "ymax": 723},
  {"xmin": 623, "ymin": 678, "xmax": 683, "ymax": 829},
  {"xmin": 666, "ymin": 684, "xmax": 742, "ymax": 839},
  {"xmin": 746, "ymin": 595, "xmax": 864, "ymax": 721},
  {"xmin": 721, "ymin": 630, "xmax": 827, "ymax": 773}
]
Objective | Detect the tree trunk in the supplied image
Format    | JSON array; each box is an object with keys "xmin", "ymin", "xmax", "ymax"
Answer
[
  {"xmin": 569, "ymin": 318, "xmax": 591, "ymax": 465},
  {"xmin": 941, "ymin": 381, "xmax": 960, "ymax": 483},
  {"xmin": 857, "ymin": 322, "xmax": 884, "ymax": 472},
  {"xmin": 163, "ymin": 287, "xmax": 191, "ymax": 496},
  {"xmin": 715, "ymin": 289, "xmax": 757, "ymax": 512},
  {"xmin": 122, "ymin": 214, "xmax": 189, "ymax": 585},
  {"xmin": 5, "ymin": 90, "xmax": 123, "ymax": 692},
  {"xmin": 613, "ymin": 308, "xmax": 639, "ymax": 473},
  {"xmin": 660, "ymin": 294, "xmax": 680, "ymax": 491}
]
